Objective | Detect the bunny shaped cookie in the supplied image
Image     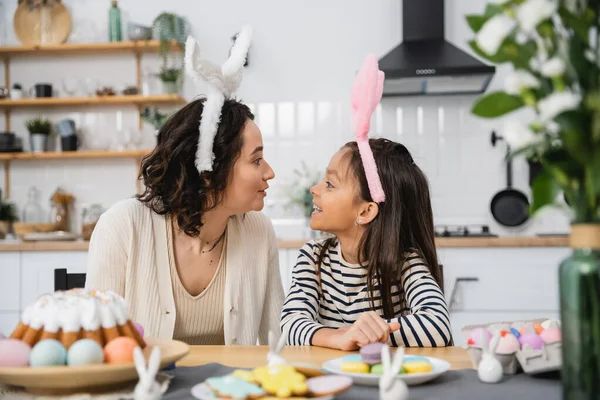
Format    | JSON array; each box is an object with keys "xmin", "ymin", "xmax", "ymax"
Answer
[
  {"xmin": 267, "ymin": 330, "xmax": 287, "ymax": 367},
  {"xmin": 477, "ymin": 330, "xmax": 503, "ymax": 383},
  {"xmin": 379, "ymin": 345, "xmax": 409, "ymax": 400},
  {"xmin": 134, "ymin": 345, "xmax": 162, "ymax": 400}
]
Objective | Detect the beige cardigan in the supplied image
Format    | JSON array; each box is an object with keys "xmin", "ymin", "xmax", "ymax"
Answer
[{"xmin": 85, "ymin": 199, "xmax": 284, "ymax": 345}]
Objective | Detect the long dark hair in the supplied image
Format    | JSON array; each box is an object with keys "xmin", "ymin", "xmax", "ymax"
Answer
[
  {"xmin": 316, "ymin": 138, "xmax": 441, "ymax": 319},
  {"xmin": 137, "ymin": 98, "xmax": 254, "ymax": 237}
]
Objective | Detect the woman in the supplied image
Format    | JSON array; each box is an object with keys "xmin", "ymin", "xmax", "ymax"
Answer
[{"xmin": 85, "ymin": 98, "xmax": 284, "ymax": 345}]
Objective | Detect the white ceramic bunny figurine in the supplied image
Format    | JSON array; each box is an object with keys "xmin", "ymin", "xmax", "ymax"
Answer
[
  {"xmin": 477, "ymin": 330, "xmax": 503, "ymax": 383},
  {"xmin": 134, "ymin": 345, "xmax": 162, "ymax": 400},
  {"xmin": 267, "ymin": 330, "xmax": 287, "ymax": 366},
  {"xmin": 379, "ymin": 345, "xmax": 409, "ymax": 400}
]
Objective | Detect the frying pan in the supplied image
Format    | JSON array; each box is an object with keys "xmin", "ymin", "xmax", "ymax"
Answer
[{"xmin": 490, "ymin": 132, "xmax": 530, "ymax": 227}]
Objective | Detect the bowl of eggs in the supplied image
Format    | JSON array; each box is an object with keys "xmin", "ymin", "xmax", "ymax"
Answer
[{"xmin": 465, "ymin": 319, "xmax": 562, "ymax": 375}]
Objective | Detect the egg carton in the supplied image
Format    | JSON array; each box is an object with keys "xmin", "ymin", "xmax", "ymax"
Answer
[
  {"xmin": 462, "ymin": 318, "xmax": 562, "ymax": 376},
  {"xmin": 466, "ymin": 347, "xmax": 519, "ymax": 374},
  {"xmin": 515, "ymin": 341, "xmax": 562, "ymax": 374}
]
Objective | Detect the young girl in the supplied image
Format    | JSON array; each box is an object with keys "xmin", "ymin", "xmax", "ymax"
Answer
[{"xmin": 280, "ymin": 56, "xmax": 451, "ymax": 350}]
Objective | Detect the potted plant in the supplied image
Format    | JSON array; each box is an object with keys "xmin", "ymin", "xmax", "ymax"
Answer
[
  {"xmin": 0, "ymin": 189, "xmax": 18, "ymax": 240},
  {"xmin": 25, "ymin": 116, "xmax": 51, "ymax": 153},
  {"xmin": 285, "ymin": 161, "xmax": 323, "ymax": 239},
  {"xmin": 466, "ymin": 1, "xmax": 599, "ymax": 396},
  {"xmin": 158, "ymin": 67, "xmax": 181, "ymax": 94},
  {"xmin": 10, "ymin": 83, "xmax": 23, "ymax": 99},
  {"xmin": 152, "ymin": 12, "xmax": 188, "ymax": 95}
]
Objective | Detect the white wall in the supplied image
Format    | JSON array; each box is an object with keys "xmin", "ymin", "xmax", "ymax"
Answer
[{"xmin": 0, "ymin": 0, "xmax": 571, "ymax": 237}]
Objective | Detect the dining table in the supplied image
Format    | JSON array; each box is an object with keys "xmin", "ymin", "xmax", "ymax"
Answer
[{"xmin": 176, "ymin": 345, "xmax": 473, "ymax": 370}]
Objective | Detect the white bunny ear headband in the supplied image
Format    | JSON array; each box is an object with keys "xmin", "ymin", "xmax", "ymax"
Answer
[{"xmin": 184, "ymin": 25, "xmax": 253, "ymax": 174}]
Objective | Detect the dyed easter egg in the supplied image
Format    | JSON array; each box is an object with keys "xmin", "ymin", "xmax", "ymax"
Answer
[
  {"xmin": 468, "ymin": 328, "xmax": 492, "ymax": 346},
  {"xmin": 133, "ymin": 322, "xmax": 144, "ymax": 338},
  {"xmin": 0, "ymin": 339, "xmax": 31, "ymax": 367},
  {"xmin": 67, "ymin": 339, "xmax": 104, "ymax": 366},
  {"xmin": 540, "ymin": 327, "xmax": 562, "ymax": 344},
  {"xmin": 103, "ymin": 337, "xmax": 138, "ymax": 364},
  {"xmin": 30, "ymin": 339, "xmax": 67, "ymax": 367},
  {"xmin": 519, "ymin": 333, "xmax": 544, "ymax": 350},
  {"xmin": 495, "ymin": 331, "xmax": 520, "ymax": 354}
]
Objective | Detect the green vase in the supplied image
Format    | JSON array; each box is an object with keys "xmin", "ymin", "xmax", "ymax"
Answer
[{"xmin": 560, "ymin": 224, "xmax": 600, "ymax": 399}]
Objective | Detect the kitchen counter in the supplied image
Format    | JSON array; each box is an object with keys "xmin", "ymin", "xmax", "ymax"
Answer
[{"xmin": 0, "ymin": 236, "xmax": 570, "ymax": 252}]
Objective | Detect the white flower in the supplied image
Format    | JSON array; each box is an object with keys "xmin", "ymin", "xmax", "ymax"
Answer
[
  {"xmin": 504, "ymin": 70, "xmax": 540, "ymax": 95},
  {"xmin": 538, "ymin": 91, "xmax": 582, "ymax": 121},
  {"xmin": 503, "ymin": 120, "xmax": 541, "ymax": 149},
  {"xmin": 516, "ymin": 0, "xmax": 558, "ymax": 34},
  {"xmin": 476, "ymin": 14, "xmax": 516, "ymax": 55},
  {"xmin": 540, "ymin": 57, "xmax": 565, "ymax": 77}
]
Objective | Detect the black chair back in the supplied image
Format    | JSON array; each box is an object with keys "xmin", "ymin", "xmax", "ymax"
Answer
[{"xmin": 54, "ymin": 268, "xmax": 86, "ymax": 291}]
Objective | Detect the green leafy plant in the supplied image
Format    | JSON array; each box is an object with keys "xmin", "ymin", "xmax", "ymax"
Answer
[
  {"xmin": 467, "ymin": 0, "xmax": 600, "ymax": 222},
  {"xmin": 158, "ymin": 67, "xmax": 181, "ymax": 83},
  {"xmin": 152, "ymin": 12, "xmax": 188, "ymax": 65},
  {"xmin": 140, "ymin": 107, "xmax": 172, "ymax": 130},
  {"xmin": 25, "ymin": 116, "xmax": 51, "ymax": 135},
  {"xmin": 0, "ymin": 197, "xmax": 18, "ymax": 222},
  {"xmin": 285, "ymin": 161, "xmax": 322, "ymax": 219}
]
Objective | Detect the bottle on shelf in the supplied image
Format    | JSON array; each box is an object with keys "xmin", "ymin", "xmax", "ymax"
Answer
[{"xmin": 108, "ymin": 1, "xmax": 122, "ymax": 42}]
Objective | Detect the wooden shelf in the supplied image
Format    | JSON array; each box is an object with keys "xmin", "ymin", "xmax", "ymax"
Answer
[
  {"xmin": 0, "ymin": 40, "xmax": 181, "ymax": 57},
  {"xmin": 0, "ymin": 150, "xmax": 149, "ymax": 161},
  {"xmin": 0, "ymin": 94, "xmax": 186, "ymax": 109}
]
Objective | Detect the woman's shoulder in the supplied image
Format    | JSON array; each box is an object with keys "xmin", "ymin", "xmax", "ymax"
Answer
[{"xmin": 101, "ymin": 198, "xmax": 152, "ymax": 230}]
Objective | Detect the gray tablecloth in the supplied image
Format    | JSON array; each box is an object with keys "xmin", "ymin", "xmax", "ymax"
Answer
[{"xmin": 163, "ymin": 363, "xmax": 561, "ymax": 400}]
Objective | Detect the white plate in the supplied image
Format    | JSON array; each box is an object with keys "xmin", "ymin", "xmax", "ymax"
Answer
[
  {"xmin": 191, "ymin": 382, "xmax": 334, "ymax": 399},
  {"xmin": 22, "ymin": 231, "xmax": 81, "ymax": 241},
  {"xmin": 322, "ymin": 356, "xmax": 450, "ymax": 386}
]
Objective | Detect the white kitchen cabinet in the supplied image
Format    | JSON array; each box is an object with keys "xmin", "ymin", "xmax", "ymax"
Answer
[
  {"xmin": 20, "ymin": 251, "xmax": 88, "ymax": 309},
  {"xmin": 0, "ymin": 252, "xmax": 20, "ymax": 312},
  {"xmin": 0, "ymin": 312, "xmax": 20, "ymax": 337},
  {"xmin": 279, "ymin": 249, "xmax": 300, "ymax": 295}
]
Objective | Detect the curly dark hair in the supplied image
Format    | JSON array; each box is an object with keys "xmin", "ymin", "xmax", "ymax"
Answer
[{"xmin": 137, "ymin": 98, "xmax": 254, "ymax": 237}]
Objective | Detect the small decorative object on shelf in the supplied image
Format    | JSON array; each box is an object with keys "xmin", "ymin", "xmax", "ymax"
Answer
[
  {"xmin": 49, "ymin": 187, "xmax": 73, "ymax": 232},
  {"xmin": 152, "ymin": 12, "xmax": 187, "ymax": 96},
  {"xmin": 25, "ymin": 115, "xmax": 51, "ymax": 153},
  {"xmin": 10, "ymin": 83, "xmax": 23, "ymax": 99},
  {"xmin": 81, "ymin": 203, "xmax": 103, "ymax": 241},
  {"xmin": 467, "ymin": 2, "xmax": 600, "ymax": 397}
]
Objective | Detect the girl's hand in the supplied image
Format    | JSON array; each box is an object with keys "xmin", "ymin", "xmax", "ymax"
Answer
[{"xmin": 334, "ymin": 312, "xmax": 401, "ymax": 351}]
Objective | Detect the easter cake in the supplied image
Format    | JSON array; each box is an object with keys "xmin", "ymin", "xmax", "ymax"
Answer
[
  {"xmin": 10, "ymin": 288, "xmax": 145, "ymax": 350},
  {"xmin": 0, "ymin": 288, "xmax": 146, "ymax": 368}
]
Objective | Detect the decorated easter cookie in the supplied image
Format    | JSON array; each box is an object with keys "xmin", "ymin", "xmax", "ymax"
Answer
[
  {"xmin": 342, "ymin": 354, "xmax": 363, "ymax": 363},
  {"xmin": 233, "ymin": 369, "xmax": 257, "ymax": 383},
  {"xmin": 252, "ymin": 364, "xmax": 308, "ymax": 398},
  {"xmin": 340, "ymin": 361, "xmax": 370, "ymax": 374},
  {"xmin": 371, "ymin": 363, "xmax": 405, "ymax": 375},
  {"xmin": 306, "ymin": 375, "xmax": 353, "ymax": 397},
  {"xmin": 206, "ymin": 375, "xmax": 265, "ymax": 399},
  {"xmin": 403, "ymin": 360, "xmax": 432, "ymax": 373}
]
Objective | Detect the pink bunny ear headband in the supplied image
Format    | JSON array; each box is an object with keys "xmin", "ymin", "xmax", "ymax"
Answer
[
  {"xmin": 184, "ymin": 25, "xmax": 253, "ymax": 174},
  {"xmin": 351, "ymin": 54, "xmax": 386, "ymax": 203}
]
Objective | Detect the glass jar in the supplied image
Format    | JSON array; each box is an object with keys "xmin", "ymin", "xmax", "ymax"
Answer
[
  {"xmin": 22, "ymin": 187, "xmax": 44, "ymax": 223},
  {"xmin": 82, "ymin": 204, "xmax": 103, "ymax": 241}
]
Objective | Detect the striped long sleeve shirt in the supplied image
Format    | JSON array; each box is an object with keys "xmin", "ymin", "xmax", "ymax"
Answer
[{"xmin": 280, "ymin": 240, "xmax": 452, "ymax": 347}]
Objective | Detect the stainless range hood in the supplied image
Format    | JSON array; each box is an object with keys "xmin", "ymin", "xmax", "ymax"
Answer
[{"xmin": 379, "ymin": 0, "xmax": 495, "ymax": 97}]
